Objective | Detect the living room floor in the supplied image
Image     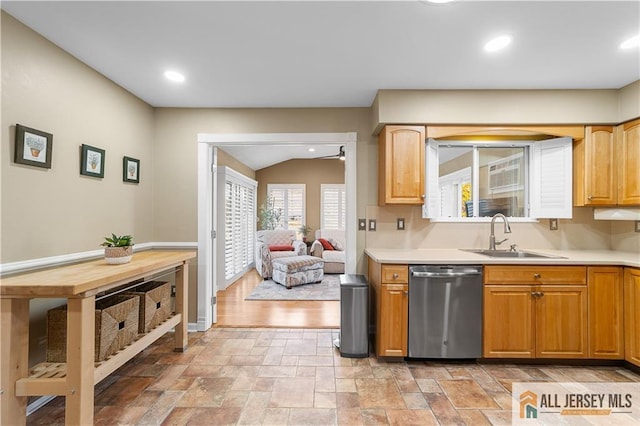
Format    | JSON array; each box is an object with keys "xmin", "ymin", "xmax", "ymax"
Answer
[{"xmin": 27, "ymin": 327, "xmax": 640, "ymax": 425}]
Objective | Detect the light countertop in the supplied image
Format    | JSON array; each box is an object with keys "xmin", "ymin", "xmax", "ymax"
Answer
[{"xmin": 364, "ymin": 248, "xmax": 640, "ymax": 268}]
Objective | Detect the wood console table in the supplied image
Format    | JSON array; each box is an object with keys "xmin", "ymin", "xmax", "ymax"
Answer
[{"xmin": 0, "ymin": 250, "xmax": 196, "ymax": 425}]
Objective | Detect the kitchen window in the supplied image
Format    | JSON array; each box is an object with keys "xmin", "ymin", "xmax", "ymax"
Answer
[{"xmin": 423, "ymin": 137, "xmax": 572, "ymax": 220}]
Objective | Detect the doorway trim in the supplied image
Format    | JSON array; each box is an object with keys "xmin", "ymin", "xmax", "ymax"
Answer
[{"xmin": 197, "ymin": 132, "xmax": 357, "ymax": 331}]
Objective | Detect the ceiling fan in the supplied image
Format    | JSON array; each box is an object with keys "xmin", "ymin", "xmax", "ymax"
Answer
[{"xmin": 314, "ymin": 145, "xmax": 345, "ymax": 161}]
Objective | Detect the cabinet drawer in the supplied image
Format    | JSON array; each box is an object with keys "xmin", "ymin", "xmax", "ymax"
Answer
[
  {"xmin": 484, "ymin": 266, "xmax": 586, "ymax": 285},
  {"xmin": 381, "ymin": 265, "xmax": 408, "ymax": 283}
]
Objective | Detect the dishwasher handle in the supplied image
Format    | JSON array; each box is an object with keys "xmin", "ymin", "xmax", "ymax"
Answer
[{"xmin": 411, "ymin": 270, "xmax": 482, "ymax": 278}]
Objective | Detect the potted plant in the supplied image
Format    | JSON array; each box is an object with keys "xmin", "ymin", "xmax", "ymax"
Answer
[
  {"xmin": 101, "ymin": 233, "xmax": 134, "ymax": 264},
  {"xmin": 298, "ymin": 225, "xmax": 312, "ymax": 242}
]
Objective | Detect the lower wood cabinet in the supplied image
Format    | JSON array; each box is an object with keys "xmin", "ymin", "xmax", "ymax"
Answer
[
  {"xmin": 624, "ymin": 267, "xmax": 640, "ymax": 367},
  {"xmin": 368, "ymin": 258, "xmax": 408, "ymax": 357},
  {"xmin": 379, "ymin": 283, "xmax": 408, "ymax": 357},
  {"xmin": 483, "ymin": 266, "xmax": 588, "ymax": 359},
  {"xmin": 588, "ymin": 267, "xmax": 624, "ymax": 359}
]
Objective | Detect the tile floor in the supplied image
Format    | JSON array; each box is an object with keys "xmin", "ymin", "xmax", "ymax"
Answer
[{"xmin": 27, "ymin": 328, "xmax": 640, "ymax": 425}]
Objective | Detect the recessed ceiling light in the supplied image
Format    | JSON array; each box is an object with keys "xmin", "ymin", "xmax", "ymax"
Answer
[
  {"xmin": 308, "ymin": 148, "xmax": 315, "ymax": 152},
  {"xmin": 164, "ymin": 70, "xmax": 185, "ymax": 83},
  {"xmin": 620, "ymin": 34, "xmax": 640, "ymax": 49},
  {"xmin": 424, "ymin": 0, "xmax": 454, "ymax": 3},
  {"xmin": 484, "ymin": 35, "xmax": 512, "ymax": 52}
]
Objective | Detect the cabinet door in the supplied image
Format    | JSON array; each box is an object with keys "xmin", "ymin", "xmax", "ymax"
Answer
[
  {"xmin": 378, "ymin": 283, "xmax": 408, "ymax": 357},
  {"xmin": 379, "ymin": 125, "xmax": 425, "ymax": 205},
  {"xmin": 535, "ymin": 285, "xmax": 587, "ymax": 358},
  {"xmin": 583, "ymin": 126, "xmax": 617, "ymax": 205},
  {"xmin": 588, "ymin": 267, "xmax": 624, "ymax": 359},
  {"xmin": 483, "ymin": 286, "xmax": 534, "ymax": 358},
  {"xmin": 624, "ymin": 268, "xmax": 640, "ymax": 367},
  {"xmin": 617, "ymin": 119, "xmax": 640, "ymax": 205}
]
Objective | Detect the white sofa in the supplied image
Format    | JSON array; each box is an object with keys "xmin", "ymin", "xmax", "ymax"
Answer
[
  {"xmin": 310, "ymin": 229, "xmax": 345, "ymax": 274},
  {"xmin": 255, "ymin": 229, "xmax": 307, "ymax": 279}
]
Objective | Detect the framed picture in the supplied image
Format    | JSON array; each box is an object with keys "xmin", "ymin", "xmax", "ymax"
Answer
[
  {"xmin": 80, "ymin": 144, "xmax": 105, "ymax": 178},
  {"xmin": 123, "ymin": 156, "xmax": 140, "ymax": 183},
  {"xmin": 14, "ymin": 124, "xmax": 53, "ymax": 169}
]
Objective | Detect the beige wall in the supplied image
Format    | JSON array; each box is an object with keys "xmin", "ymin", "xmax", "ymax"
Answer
[
  {"xmin": 152, "ymin": 107, "xmax": 374, "ymax": 273},
  {"xmin": 255, "ymin": 159, "xmax": 345, "ymax": 234},
  {"xmin": 218, "ymin": 149, "xmax": 256, "ymax": 180},
  {"xmin": 372, "ymin": 89, "xmax": 626, "ymax": 134},
  {"xmin": 619, "ymin": 80, "xmax": 640, "ymax": 123},
  {"xmin": 1, "ymin": 12, "xmax": 156, "ymax": 262},
  {"xmin": 1, "ymin": 12, "xmax": 157, "ymax": 366}
]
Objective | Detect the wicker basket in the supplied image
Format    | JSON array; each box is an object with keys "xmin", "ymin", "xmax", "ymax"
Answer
[
  {"xmin": 47, "ymin": 294, "xmax": 140, "ymax": 362},
  {"xmin": 125, "ymin": 281, "xmax": 172, "ymax": 333}
]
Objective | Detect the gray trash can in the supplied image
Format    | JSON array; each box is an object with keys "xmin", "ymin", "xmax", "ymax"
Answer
[{"xmin": 336, "ymin": 274, "xmax": 368, "ymax": 358}]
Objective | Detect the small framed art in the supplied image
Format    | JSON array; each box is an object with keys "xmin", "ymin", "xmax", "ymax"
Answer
[
  {"xmin": 14, "ymin": 124, "xmax": 53, "ymax": 169},
  {"xmin": 123, "ymin": 156, "xmax": 140, "ymax": 183},
  {"xmin": 80, "ymin": 144, "xmax": 105, "ymax": 178}
]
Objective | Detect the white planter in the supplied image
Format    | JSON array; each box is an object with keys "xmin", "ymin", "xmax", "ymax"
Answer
[{"xmin": 104, "ymin": 246, "xmax": 133, "ymax": 264}]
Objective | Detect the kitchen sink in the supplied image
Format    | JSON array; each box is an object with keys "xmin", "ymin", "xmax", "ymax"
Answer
[{"xmin": 461, "ymin": 249, "xmax": 564, "ymax": 259}]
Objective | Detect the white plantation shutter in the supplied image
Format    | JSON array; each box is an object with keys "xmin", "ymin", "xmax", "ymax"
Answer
[
  {"xmin": 222, "ymin": 168, "xmax": 257, "ymax": 283},
  {"xmin": 321, "ymin": 184, "xmax": 345, "ymax": 229},
  {"xmin": 267, "ymin": 184, "xmax": 305, "ymax": 230},
  {"xmin": 530, "ymin": 137, "xmax": 572, "ymax": 219}
]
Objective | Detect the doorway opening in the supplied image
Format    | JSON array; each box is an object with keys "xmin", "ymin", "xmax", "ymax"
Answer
[{"xmin": 196, "ymin": 132, "xmax": 357, "ymax": 331}]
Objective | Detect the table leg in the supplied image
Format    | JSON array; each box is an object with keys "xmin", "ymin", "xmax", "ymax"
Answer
[
  {"xmin": 65, "ymin": 296, "xmax": 95, "ymax": 426},
  {"xmin": 174, "ymin": 261, "xmax": 188, "ymax": 352},
  {"xmin": 1, "ymin": 298, "xmax": 29, "ymax": 425}
]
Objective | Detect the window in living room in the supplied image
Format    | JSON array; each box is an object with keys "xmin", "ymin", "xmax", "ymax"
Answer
[
  {"xmin": 321, "ymin": 184, "xmax": 346, "ymax": 229},
  {"xmin": 267, "ymin": 184, "xmax": 305, "ymax": 231}
]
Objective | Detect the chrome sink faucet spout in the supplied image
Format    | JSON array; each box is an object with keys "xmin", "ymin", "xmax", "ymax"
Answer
[{"xmin": 489, "ymin": 213, "xmax": 512, "ymax": 250}]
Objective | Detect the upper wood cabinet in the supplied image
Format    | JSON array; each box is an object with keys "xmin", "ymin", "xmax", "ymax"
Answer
[
  {"xmin": 378, "ymin": 125, "xmax": 425, "ymax": 205},
  {"xmin": 574, "ymin": 120, "xmax": 640, "ymax": 206},
  {"xmin": 617, "ymin": 118, "xmax": 640, "ymax": 205},
  {"xmin": 574, "ymin": 126, "xmax": 617, "ymax": 206}
]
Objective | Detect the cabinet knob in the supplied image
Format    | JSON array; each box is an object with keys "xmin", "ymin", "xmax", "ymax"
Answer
[
  {"xmin": 403, "ymin": 291, "xmax": 409, "ymax": 296},
  {"xmin": 533, "ymin": 273, "xmax": 541, "ymax": 279},
  {"xmin": 588, "ymin": 196, "xmax": 593, "ymax": 200},
  {"xmin": 393, "ymin": 273, "xmax": 399, "ymax": 279}
]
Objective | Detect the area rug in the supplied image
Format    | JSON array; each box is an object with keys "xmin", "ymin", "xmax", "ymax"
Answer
[{"xmin": 245, "ymin": 275, "xmax": 340, "ymax": 301}]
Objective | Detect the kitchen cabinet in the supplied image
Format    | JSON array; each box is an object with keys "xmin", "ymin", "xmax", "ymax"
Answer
[
  {"xmin": 574, "ymin": 126, "xmax": 617, "ymax": 206},
  {"xmin": 483, "ymin": 266, "xmax": 587, "ymax": 359},
  {"xmin": 378, "ymin": 125, "xmax": 425, "ymax": 205},
  {"xmin": 367, "ymin": 259, "xmax": 408, "ymax": 357},
  {"xmin": 588, "ymin": 267, "xmax": 624, "ymax": 359},
  {"xmin": 617, "ymin": 118, "xmax": 640, "ymax": 205},
  {"xmin": 624, "ymin": 267, "xmax": 640, "ymax": 367},
  {"xmin": 574, "ymin": 121, "xmax": 640, "ymax": 207}
]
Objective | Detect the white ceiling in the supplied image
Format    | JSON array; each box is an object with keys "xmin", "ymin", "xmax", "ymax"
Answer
[{"xmin": 3, "ymin": 0, "xmax": 639, "ymax": 169}]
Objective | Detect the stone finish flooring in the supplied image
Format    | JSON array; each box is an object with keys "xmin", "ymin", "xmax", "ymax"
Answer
[{"xmin": 27, "ymin": 328, "xmax": 640, "ymax": 425}]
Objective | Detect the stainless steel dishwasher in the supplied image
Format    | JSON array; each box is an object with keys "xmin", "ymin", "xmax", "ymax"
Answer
[{"xmin": 408, "ymin": 265, "xmax": 483, "ymax": 359}]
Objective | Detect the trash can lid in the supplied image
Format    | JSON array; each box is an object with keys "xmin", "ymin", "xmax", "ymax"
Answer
[{"xmin": 339, "ymin": 274, "xmax": 368, "ymax": 287}]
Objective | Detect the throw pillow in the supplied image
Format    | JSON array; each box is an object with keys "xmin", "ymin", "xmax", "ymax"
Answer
[
  {"xmin": 328, "ymin": 238, "xmax": 344, "ymax": 251},
  {"xmin": 269, "ymin": 245, "xmax": 294, "ymax": 251},
  {"xmin": 318, "ymin": 238, "xmax": 334, "ymax": 250}
]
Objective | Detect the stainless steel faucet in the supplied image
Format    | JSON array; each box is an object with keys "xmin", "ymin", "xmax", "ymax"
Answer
[{"xmin": 489, "ymin": 213, "xmax": 512, "ymax": 250}]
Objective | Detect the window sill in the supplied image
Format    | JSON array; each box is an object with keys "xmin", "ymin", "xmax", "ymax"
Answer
[{"xmin": 426, "ymin": 217, "xmax": 541, "ymax": 223}]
